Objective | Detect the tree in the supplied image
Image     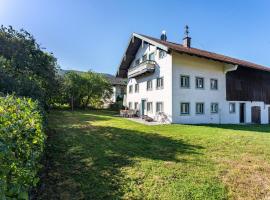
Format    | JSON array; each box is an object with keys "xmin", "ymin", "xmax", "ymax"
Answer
[
  {"xmin": 60, "ymin": 71, "xmax": 113, "ymax": 109},
  {"xmin": 0, "ymin": 25, "xmax": 60, "ymax": 108}
]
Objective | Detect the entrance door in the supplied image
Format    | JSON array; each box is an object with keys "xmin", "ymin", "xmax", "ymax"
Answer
[
  {"xmin": 239, "ymin": 103, "xmax": 245, "ymax": 123},
  {"xmin": 251, "ymin": 106, "xmax": 261, "ymax": 124},
  {"xmin": 141, "ymin": 100, "xmax": 146, "ymax": 116}
]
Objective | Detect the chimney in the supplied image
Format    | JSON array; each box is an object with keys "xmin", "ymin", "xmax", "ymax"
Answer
[
  {"xmin": 183, "ymin": 25, "xmax": 191, "ymax": 48},
  {"xmin": 160, "ymin": 30, "xmax": 167, "ymax": 41}
]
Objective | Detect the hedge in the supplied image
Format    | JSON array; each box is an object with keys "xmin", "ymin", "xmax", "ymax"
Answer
[{"xmin": 0, "ymin": 95, "xmax": 46, "ymax": 200}]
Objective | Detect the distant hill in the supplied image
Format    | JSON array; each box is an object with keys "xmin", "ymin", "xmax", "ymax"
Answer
[{"xmin": 59, "ymin": 69, "xmax": 127, "ymax": 85}]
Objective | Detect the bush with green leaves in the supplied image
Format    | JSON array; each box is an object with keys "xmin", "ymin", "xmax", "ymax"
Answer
[{"xmin": 0, "ymin": 95, "xmax": 46, "ymax": 200}]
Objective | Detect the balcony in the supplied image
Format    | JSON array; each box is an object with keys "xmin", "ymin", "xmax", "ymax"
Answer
[{"xmin": 128, "ymin": 60, "xmax": 156, "ymax": 79}]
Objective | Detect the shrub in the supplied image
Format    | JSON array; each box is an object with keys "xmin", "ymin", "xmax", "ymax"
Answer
[{"xmin": 0, "ymin": 95, "xmax": 46, "ymax": 199}]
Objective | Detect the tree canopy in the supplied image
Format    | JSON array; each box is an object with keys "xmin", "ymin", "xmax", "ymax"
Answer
[
  {"xmin": 0, "ymin": 25, "xmax": 60, "ymax": 108},
  {"xmin": 60, "ymin": 71, "xmax": 113, "ymax": 109}
]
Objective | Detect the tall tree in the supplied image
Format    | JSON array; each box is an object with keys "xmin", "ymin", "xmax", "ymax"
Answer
[{"xmin": 0, "ymin": 25, "xmax": 60, "ymax": 108}]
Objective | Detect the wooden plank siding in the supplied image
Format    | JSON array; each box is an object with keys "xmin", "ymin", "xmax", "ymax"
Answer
[{"xmin": 226, "ymin": 66, "xmax": 270, "ymax": 104}]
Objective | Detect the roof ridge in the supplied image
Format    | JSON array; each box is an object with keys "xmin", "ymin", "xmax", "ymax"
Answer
[{"xmin": 138, "ymin": 33, "xmax": 270, "ymax": 71}]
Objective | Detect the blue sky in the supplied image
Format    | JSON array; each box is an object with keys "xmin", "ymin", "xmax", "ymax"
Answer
[{"xmin": 1, "ymin": 0, "xmax": 270, "ymax": 74}]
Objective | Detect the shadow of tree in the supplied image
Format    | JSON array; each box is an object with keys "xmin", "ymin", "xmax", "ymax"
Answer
[
  {"xmin": 36, "ymin": 112, "xmax": 203, "ymax": 200},
  {"xmin": 196, "ymin": 124, "xmax": 270, "ymax": 133}
]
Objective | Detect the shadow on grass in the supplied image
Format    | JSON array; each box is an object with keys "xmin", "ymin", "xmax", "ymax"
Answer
[
  {"xmin": 36, "ymin": 112, "xmax": 203, "ymax": 200},
  {"xmin": 196, "ymin": 124, "xmax": 270, "ymax": 133}
]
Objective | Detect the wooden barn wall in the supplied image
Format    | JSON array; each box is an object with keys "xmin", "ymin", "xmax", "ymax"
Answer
[{"xmin": 226, "ymin": 66, "xmax": 270, "ymax": 104}]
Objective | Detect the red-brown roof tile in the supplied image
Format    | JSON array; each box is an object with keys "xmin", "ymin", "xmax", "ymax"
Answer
[{"xmin": 140, "ymin": 34, "xmax": 270, "ymax": 72}]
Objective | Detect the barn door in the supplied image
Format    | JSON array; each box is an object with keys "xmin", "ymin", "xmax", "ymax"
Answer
[
  {"xmin": 251, "ymin": 106, "xmax": 261, "ymax": 124},
  {"xmin": 239, "ymin": 103, "xmax": 245, "ymax": 123}
]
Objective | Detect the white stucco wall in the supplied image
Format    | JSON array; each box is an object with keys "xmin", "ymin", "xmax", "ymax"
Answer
[
  {"xmin": 126, "ymin": 43, "xmax": 270, "ymax": 124},
  {"xmin": 126, "ymin": 43, "xmax": 173, "ymax": 122},
  {"xmin": 171, "ymin": 53, "xmax": 270, "ymax": 124}
]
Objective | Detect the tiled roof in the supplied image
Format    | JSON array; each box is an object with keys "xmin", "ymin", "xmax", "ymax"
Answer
[{"xmin": 140, "ymin": 34, "xmax": 270, "ymax": 72}]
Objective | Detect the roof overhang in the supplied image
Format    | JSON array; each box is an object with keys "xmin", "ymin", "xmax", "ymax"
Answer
[{"xmin": 116, "ymin": 33, "xmax": 168, "ymax": 78}]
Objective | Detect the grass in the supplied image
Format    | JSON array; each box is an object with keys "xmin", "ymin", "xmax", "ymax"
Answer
[{"xmin": 36, "ymin": 110, "xmax": 270, "ymax": 200}]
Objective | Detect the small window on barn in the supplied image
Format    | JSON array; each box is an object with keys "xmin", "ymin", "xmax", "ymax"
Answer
[{"xmin": 229, "ymin": 103, "xmax": 236, "ymax": 113}]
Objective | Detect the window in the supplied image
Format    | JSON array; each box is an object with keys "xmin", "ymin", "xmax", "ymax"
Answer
[
  {"xmin": 156, "ymin": 77, "xmax": 164, "ymax": 89},
  {"xmin": 210, "ymin": 79, "xmax": 218, "ymax": 90},
  {"xmin": 142, "ymin": 54, "xmax": 147, "ymax": 62},
  {"xmin": 159, "ymin": 50, "xmax": 167, "ymax": 59},
  {"xmin": 134, "ymin": 102, "xmax": 139, "ymax": 110},
  {"xmin": 196, "ymin": 103, "xmax": 204, "ymax": 114},
  {"xmin": 156, "ymin": 102, "xmax": 164, "ymax": 113},
  {"xmin": 128, "ymin": 102, "xmax": 132, "ymax": 109},
  {"xmin": 180, "ymin": 75, "xmax": 190, "ymax": 88},
  {"xmin": 135, "ymin": 59, "xmax": 140, "ymax": 66},
  {"xmin": 196, "ymin": 77, "xmax": 204, "ymax": 89},
  {"xmin": 135, "ymin": 83, "xmax": 139, "ymax": 93},
  {"xmin": 180, "ymin": 103, "xmax": 190, "ymax": 115},
  {"xmin": 149, "ymin": 52, "xmax": 155, "ymax": 61},
  {"xmin": 129, "ymin": 85, "xmax": 133, "ymax": 93},
  {"xmin": 146, "ymin": 80, "xmax": 153, "ymax": 91},
  {"xmin": 147, "ymin": 102, "xmax": 153, "ymax": 113},
  {"xmin": 229, "ymin": 103, "xmax": 236, "ymax": 113},
  {"xmin": 211, "ymin": 103, "xmax": 219, "ymax": 113}
]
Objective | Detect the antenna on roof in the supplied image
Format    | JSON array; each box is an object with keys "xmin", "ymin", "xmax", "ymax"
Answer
[{"xmin": 184, "ymin": 25, "xmax": 189, "ymax": 37}]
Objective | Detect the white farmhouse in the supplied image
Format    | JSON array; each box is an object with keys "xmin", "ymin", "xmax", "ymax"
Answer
[{"xmin": 116, "ymin": 27, "xmax": 270, "ymax": 124}]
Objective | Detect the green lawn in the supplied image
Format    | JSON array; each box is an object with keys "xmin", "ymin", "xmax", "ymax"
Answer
[{"xmin": 37, "ymin": 110, "xmax": 270, "ymax": 200}]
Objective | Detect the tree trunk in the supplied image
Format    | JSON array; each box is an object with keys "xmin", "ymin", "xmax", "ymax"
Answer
[{"xmin": 71, "ymin": 96, "xmax": 74, "ymax": 112}]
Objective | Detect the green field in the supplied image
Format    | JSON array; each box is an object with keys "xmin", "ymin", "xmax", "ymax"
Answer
[{"xmin": 37, "ymin": 110, "xmax": 270, "ymax": 200}]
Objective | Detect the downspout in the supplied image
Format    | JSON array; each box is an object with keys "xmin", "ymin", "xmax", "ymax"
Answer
[
  {"xmin": 222, "ymin": 64, "xmax": 238, "ymax": 124},
  {"xmin": 224, "ymin": 64, "xmax": 238, "ymax": 74}
]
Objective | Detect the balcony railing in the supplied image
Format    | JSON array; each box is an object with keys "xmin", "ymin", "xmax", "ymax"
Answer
[{"xmin": 128, "ymin": 60, "xmax": 156, "ymax": 78}]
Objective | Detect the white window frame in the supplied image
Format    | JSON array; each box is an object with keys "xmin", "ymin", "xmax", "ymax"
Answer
[
  {"xmin": 196, "ymin": 103, "xmax": 204, "ymax": 114},
  {"xmin": 180, "ymin": 75, "xmax": 190, "ymax": 88},
  {"xmin": 146, "ymin": 80, "xmax": 153, "ymax": 91},
  {"xmin": 156, "ymin": 77, "xmax": 164, "ymax": 90},
  {"xmin": 195, "ymin": 77, "xmax": 204, "ymax": 89},
  {"xmin": 180, "ymin": 102, "xmax": 190, "ymax": 115},
  {"xmin": 156, "ymin": 102, "xmax": 164, "ymax": 113},
  {"xmin": 210, "ymin": 79, "xmax": 218, "ymax": 90},
  {"xmin": 229, "ymin": 103, "xmax": 236, "ymax": 113},
  {"xmin": 147, "ymin": 102, "xmax": 153, "ymax": 113},
  {"xmin": 134, "ymin": 102, "xmax": 139, "ymax": 110},
  {"xmin": 211, "ymin": 103, "xmax": 219, "ymax": 114},
  {"xmin": 128, "ymin": 102, "xmax": 132, "ymax": 109},
  {"xmin": 135, "ymin": 83, "xmax": 139, "ymax": 93},
  {"xmin": 129, "ymin": 85, "xmax": 133, "ymax": 93}
]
